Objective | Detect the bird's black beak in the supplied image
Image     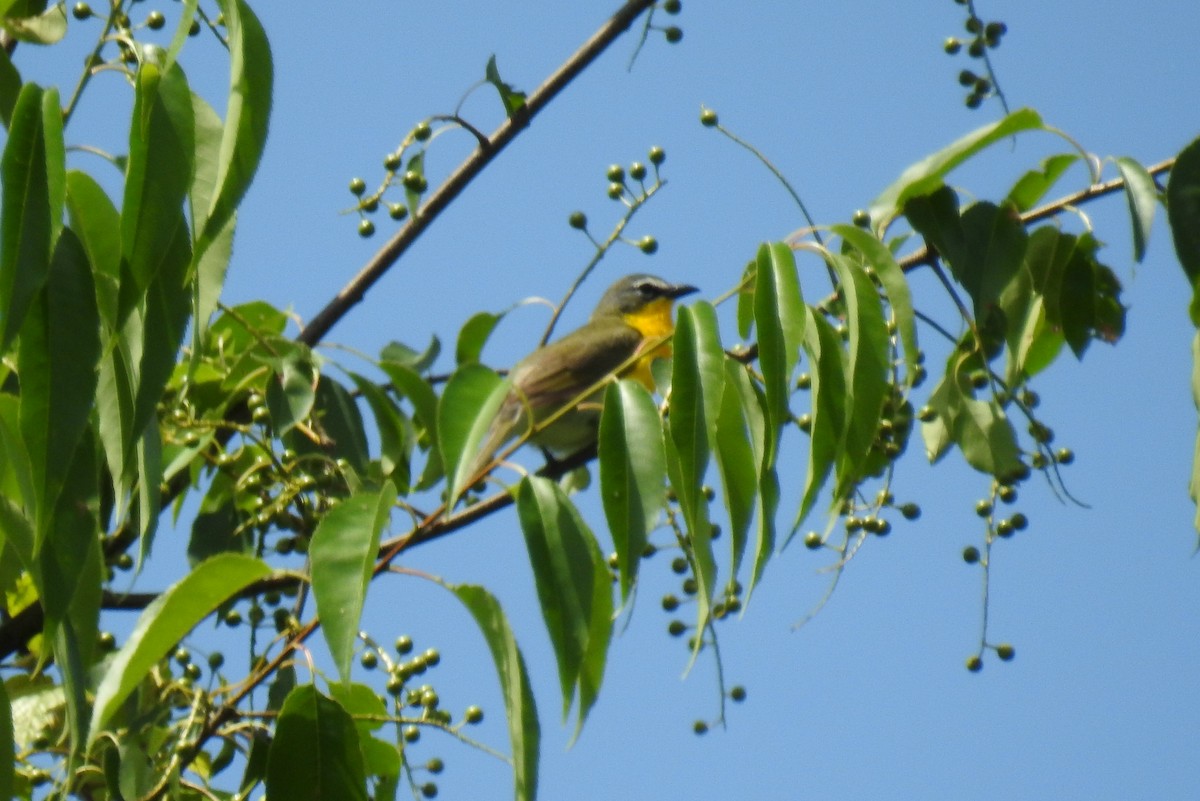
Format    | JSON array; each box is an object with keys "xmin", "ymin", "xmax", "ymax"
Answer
[{"xmin": 665, "ymin": 283, "xmax": 699, "ymax": 299}]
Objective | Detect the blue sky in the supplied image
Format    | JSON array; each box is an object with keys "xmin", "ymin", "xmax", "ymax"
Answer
[{"xmin": 19, "ymin": 1, "xmax": 1200, "ymax": 799}]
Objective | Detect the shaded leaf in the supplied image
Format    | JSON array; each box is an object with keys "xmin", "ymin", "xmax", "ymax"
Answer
[
  {"xmin": 1, "ymin": 83, "xmax": 63, "ymax": 350},
  {"xmin": 381, "ymin": 335, "xmax": 440, "ymax": 374},
  {"xmin": 0, "ymin": 47, "xmax": 20, "ymax": 129},
  {"xmin": 1167, "ymin": 136, "xmax": 1200, "ymax": 321},
  {"xmin": 2, "ymin": 2, "xmax": 66, "ymax": 44},
  {"xmin": 187, "ymin": 471, "xmax": 252, "ymax": 565},
  {"xmin": 0, "ymin": 678, "xmax": 11, "ymax": 801},
  {"xmin": 311, "ymin": 482, "xmax": 396, "ymax": 685},
  {"xmin": 88, "ymin": 553, "xmax": 272, "ymax": 742},
  {"xmin": 450, "ymin": 583, "xmax": 539, "ymax": 801},
  {"xmin": 598, "ymin": 379, "xmax": 665, "ymax": 601},
  {"xmin": 380, "ymin": 360, "xmax": 442, "ymax": 489},
  {"xmin": 19, "ymin": 228, "xmax": 99, "ymax": 532},
  {"xmin": 266, "ymin": 686, "xmax": 368, "ymax": 801},
  {"xmin": 265, "ymin": 346, "xmax": 316, "ymax": 436},
  {"xmin": 517, "ymin": 476, "xmax": 611, "ymax": 735},
  {"xmin": 713, "ymin": 362, "xmax": 758, "ymax": 585},
  {"xmin": 65, "ymin": 171, "xmax": 121, "ymax": 330},
  {"xmin": 351, "ymin": 374, "xmax": 413, "ymax": 489}
]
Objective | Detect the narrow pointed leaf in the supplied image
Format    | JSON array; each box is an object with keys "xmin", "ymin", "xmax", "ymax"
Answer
[
  {"xmin": 19, "ymin": 229, "xmax": 99, "ymax": 532},
  {"xmin": 65, "ymin": 171, "xmax": 121, "ymax": 330},
  {"xmin": 311, "ymin": 482, "xmax": 397, "ymax": 685},
  {"xmin": 0, "ymin": 48, "xmax": 20, "ymax": 129},
  {"xmin": 485, "ymin": 55, "xmax": 527, "ymax": 116},
  {"xmin": 89, "ymin": 553, "xmax": 273, "ymax": 742},
  {"xmin": 868, "ymin": 108, "xmax": 1044, "ymax": 226},
  {"xmin": 791, "ymin": 310, "xmax": 846, "ymax": 536},
  {"xmin": 753, "ymin": 243, "xmax": 804, "ymax": 459},
  {"xmin": 713, "ymin": 364, "xmax": 757, "ymax": 583},
  {"xmin": 1114, "ymin": 156, "xmax": 1158, "ymax": 263},
  {"xmin": 351, "ymin": 374, "xmax": 413, "ymax": 488},
  {"xmin": 438, "ymin": 364, "xmax": 508, "ymax": 507},
  {"xmin": 517, "ymin": 476, "xmax": 611, "ymax": 734},
  {"xmin": 1191, "ymin": 332, "xmax": 1200, "ymax": 541},
  {"xmin": 1167, "ymin": 137, "xmax": 1200, "ymax": 316},
  {"xmin": 451, "ymin": 584, "xmax": 539, "ymax": 801},
  {"xmin": 266, "ymin": 686, "xmax": 368, "ymax": 801},
  {"xmin": 598, "ymin": 379, "xmax": 665, "ymax": 601},
  {"xmin": 1, "ymin": 83, "xmax": 63, "ymax": 350}
]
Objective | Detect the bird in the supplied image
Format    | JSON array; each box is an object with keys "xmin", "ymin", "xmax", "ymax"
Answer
[{"xmin": 464, "ymin": 273, "xmax": 698, "ymax": 483}]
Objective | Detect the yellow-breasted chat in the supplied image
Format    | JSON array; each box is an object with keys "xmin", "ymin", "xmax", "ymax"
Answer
[{"xmin": 466, "ymin": 273, "xmax": 698, "ymax": 481}]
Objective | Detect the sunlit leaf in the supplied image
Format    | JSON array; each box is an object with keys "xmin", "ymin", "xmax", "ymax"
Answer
[
  {"xmin": 456, "ymin": 310, "xmax": 503, "ymax": 365},
  {"xmin": 1114, "ymin": 156, "xmax": 1159, "ymax": 263},
  {"xmin": 1005, "ymin": 153, "xmax": 1080, "ymax": 212},
  {"xmin": 792, "ymin": 310, "xmax": 846, "ymax": 536},
  {"xmin": 65, "ymin": 171, "xmax": 121, "ymax": 330},
  {"xmin": 713, "ymin": 363, "xmax": 757, "ymax": 585},
  {"xmin": 266, "ymin": 685, "xmax": 368, "ymax": 801},
  {"xmin": 753, "ymin": 243, "xmax": 805, "ymax": 463},
  {"xmin": 868, "ymin": 108, "xmax": 1044, "ymax": 227},
  {"xmin": 2, "ymin": 2, "xmax": 66, "ymax": 44},
  {"xmin": 450, "ymin": 583, "xmax": 539, "ymax": 801},
  {"xmin": 381, "ymin": 335, "xmax": 440, "ymax": 374},
  {"xmin": 598, "ymin": 379, "xmax": 665, "ymax": 601},
  {"xmin": 438, "ymin": 364, "xmax": 508, "ymax": 509},
  {"xmin": 89, "ymin": 553, "xmax": 273, "ymax": 743},
  {"xmin": 517, "ymin": 476, "xmax": 611, "ymax": 735},
  {"xmin": 485, "ymin": 54, "xmax": 527, "ymax": 117},
  {"xmin": 265, "ymin": 346, "xmax": 316, "ymax": 436},
  {"xmin": 311, "ymin": 482, "xmax": 397, "ymax": 686}
]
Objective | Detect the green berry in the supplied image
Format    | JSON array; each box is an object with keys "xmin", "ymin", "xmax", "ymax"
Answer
[
  {"xmin": 730, "ymin": 685, "xmax": 747, "ymax": 702},
  {"xmin": 662, "ymin": 0, "xmax": 682, "ymax": 13},
  {"xmin": 72, "ymin": 2, "xmax": 92, "ymax": 20},
  {"xmin": 358, "ymin": 219, "xmax": 375, "ymax": 238},
  {"xmin": 967, "ymin": 39, "xmax": 986, "ymax": 58},
  {"xmin": 899, "ymin": 503, "xmax": 921, "ymax": 521},
  {"xmin": 427, "ymin": 758, "xmax": 445, "ymax": 774},
  {"xmin": 671, "ymin": 556, "xmax": 689, "ymax": 574},
  {"xmin": 464, "ymin": 705, "xmax": 484, "ymax": 724},
  {"xmin": 943, "ymin": 37, "xmax": 962, "ymax": 55},
  {"xmin": 648, "ymin": 145, "xmax": 666, "ymax": 165},
  {"xmin": 962, "ymin": 545, "xmax": 980, "ymax": 564},
  {"xmin": 568, "ymin": 211, "xmax": 587, "ymax": 229},
  {"xmin": 388, "ymin": 203, "xmax": 409, "ymax": 221},
  {"xmin": 965, "ymin": 655, "xmax": 983, "ymax": 672},
  {"xmin": 607, "ymin": 182, "xmax": 624, "ymax": 200},
  {"xmin": 224, "ymin": 609, "xmax": 242, "ymax": 627},
  {"xmin": 996, "ymin": 642, "xmax": 1015, "ymax": 661},
  {"xmin": 804, "ymin": 531, "xmax": 822, "ymax": 550},
  {"xmin": 682, "ymin": 577, "xmax": 698, "ymax": 595},
  {"xmin": 420, "ymin": 689, "xmax": 439, "ymax": 708},
  {"xmin": 662, "ymin": 594, "xmax": 680, "ymax": 612},
  {"xmin": 668, "ymin": 620, "xmax": 687, "ymax": 637},
  {"xmin": 975, "ymin": 499, "xmax": 992, "ymax": 517},
  {"xmin": 852, "ymin": 209, "xmax": 871, "ymax": 227},
  {"xmin": 146, "ymin": 10, "xmax": 165, "ymax": 30},
  {"xmin": 386, "ymin": 675, "xmax": 404, "ymax": 696},
  {"xmin": 664, "ymin": 26, "xmax": 683, "ymax": 43},
  {"xmin": 423, "ymin": 648, "xmax": 441, "ymax": 666},
  {"xmin": 629, "ymin": 162, "xmax": 647, "ymax": 181},
  {"xmin": 693, "ymin": 720, "xmax": 708, "ymax": 735},
  {"xmin": 403, "ymin": 725, "xmax": 420, "ymax": 743},
  {"xmin": 797, "ymin": 413, "xmax": 812, "ymax": 433},
  {"xmin": 207, "ymin": 652, "xmax": 225, "ymax": 671},
  {"xmin": 917, "ymin": 405, "xmax": 937, "ymax": 422},
  {"xmin": 349, "ymin": 177, "xmax": 367, "ymax": 196},
  {"xmin": 361, "ymin": 650, "xmax": 378, "ymax": 669},
  {"xmin": 184, "ymin": 662, "xmax": 202, "ymax": 680},
  {"xmin": 188, "ymin": 18, "xmax": 200, "ymax": 36},
  {"xmin": 1055, "ymin": 447, "xmax": 1075, "ymax": 465},
  {"xmin": 796, "ymin": 372, "xmax": 812, "ymax": 389},
  {"xmin": 998, "ymin": 485, "xmax": 1017, "ymax": 504},
  {"xmin": 413, "ymin": 121, "xmax": 433, "ymax": 142},
  {"xmin": 965, "ymin": 16, "xmax": 982, "ymax": 34},
  {"xmin": 606, "ymin": 164, "xmax": 625, "ymax": 183},
  {"xmin": 699, "ymin": 107, "xmax": 718, "ymax": 127},
  {"xmin": 1010, "ymin": 512, "xmax": 1028, "ymax": 530},
  {"xmin": 174, "ymin": 647, "xmax": 191, "ymax": 665},
  {"xmin": 421, "ymin": 782, "xmax": 438, "ymax": 798},
  {"xmin": 996, "ymin": 518, "xmax": 1014, "ymax": 537},
  {"xmin": 965, "ymin": 93, "xmax": 984, "ymax": 110},
  {"xmin": 402, "ymin": 170, "xmax": 427, "ymax": 193},
  {"xmin": 384, "ymin": 153, "xmax": 402, "ymax": 171},
  {"xmin": 639, "ymin": 235, "xmax": 659, "ymax": 254},
  {"xmin": 958, "ymin": 69, "xmax": 977, "ymax": 87}
]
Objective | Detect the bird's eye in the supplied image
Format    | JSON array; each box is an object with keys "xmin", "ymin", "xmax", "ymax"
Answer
[{"xmin": 634, "ymin": 280, "xmax": 658, "ymax": 296}]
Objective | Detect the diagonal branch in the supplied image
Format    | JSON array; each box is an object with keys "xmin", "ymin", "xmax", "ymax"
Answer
[{"xmin": 298, "ymin": 0, "xmax": 658, "ymax": 348}]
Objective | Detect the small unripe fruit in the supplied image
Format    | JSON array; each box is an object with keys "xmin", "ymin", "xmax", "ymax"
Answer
[
  {"xmin": 965, "ymin": 655, "xmax": 983, "ymax": 672},
  {"xmin": 606, "ymin": 164, "xmax": 625, "ymax": 183},
  {"xmin": 423, "ymin": 647, "xmax": 441, "ymax": 666},
  {"xmin": 403, "ymin": 725, "xmax": 420, "ymax": 743},
  {"xmin": 663, "ymin": 0, "xmax": 682, "ymax": 13},
  {"xmin": 804, "ymin": 531, "xmax": 822, "ymax": 550},
  {"xmin": 662, "ymin": 594, "xmax": 680, "ymax": 611},
  {"xmin": 349, "ymin": 177, "xmax": 366, "ymax": 196},
  {"xmin": 146, "ymin": 11, "xmax": 165, "ymax": 30},
  {"xmin": 1010, "ymin": 512, "xmax": 1028, "ymax": 531},
  {"xmin": 671, "ymin": 556, "xmax": 688, "ymax": 574},
  {"xmin": 208, "ymin": 652, "xmax": 225, "ymax": 670},
  {"xmin": 402, "ymin": 171, "xmax": 427, "ymax": 193},
  {"xmin": 962, "ymin": 545, "xmax": 980, "ymax": 564},
  {"xmin": 699, "ymin": 107, "xmax": 718, "ymax": 127},
  {"xmin": 668, "ymin": 620, "xmax": 687, "ymax": 637},
  {"xmin": 184, "ymin": 662, "xmax": 202, "ymax": 680},
  {"xmin": 639, "ymin": 235, "xmax": 659, "ymax": 254},
  {"xmin": 413, "ymin": 121, "xmax": 433, "ymax": 142},
  {"xmin": 388, "ymin": 203, "xmax": 408, "ymax": 221},
  {"xmin": 358, "ymin": 219, "xmax": 375, "ymax": 238},
  {"xmin": 965, "ymin": 16, "xmax": 982, "ymax": 33},
  {"xmin": 968, "ymin": 39, "xmax": 986, "ymax": 58},
  {"xmin": 730, "ymin": 685, "xmax": 747, "ymax": 702},
  {"xmin": 648, "ymin": 145, "xmax": 666, "ymax": 165},
  {"xmin": 975, "ymin": 499, "xmax": 992, "ymax": 517},
  {"xmin": 607, "ymin": 182, "xmax": 624, "ymax": 200},
  {"xmin": 852, "ymin": 209, "xmax": 871, "ymax": 227},
  {"xmin": 664, "ymin": 26, "xmax": 683, "ymax": 43},
  {"xmin": 629, "ymin": 162, "xmax": 647, "ymax": 181},
  {"xmin": 465, "ymin": 705, "xmax": 484, "ymax": 724},
  {"xmin": 996, "ymin": 642, "xmax": 1015, "ymax": 661},
  {"xmin": 361, "ymin": 650, "xmax": 378, "ymax": 669},
  {"xmin": 72, "ymin": 2, "xmax": 92, "ymax": 20},
  {"xmin": 427, "ymin": 758, "xmax": 445, "ymax": 774},
  {"xmin": 693, "ymin": 720, "xmax": 708, "ymax": 735},
  {"xmin": 944, "ymin": 37, "xmax": 962, "ymax": 55},
  {"xmin": 998, "ymin": 485, "xmax": 1017, "ymax": 504},
  {"xmin": 1055, "ymin": 447, "xmax": 1075, "ymax": 465},
  {"xmin": 899, "ymin": 503, "xmax": 921, "ymax": 521},
  {"xmin": 384, "ymin": 153, "xmax": 402, "ymax": 171},
  {"xmin": 568, "ymin": 211, "xmax": 587, "ymax": 229}
]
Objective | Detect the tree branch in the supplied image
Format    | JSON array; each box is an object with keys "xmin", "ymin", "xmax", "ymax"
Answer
[{"xmin": 297, "ymin": 0, "xmax": 658, "ymax": 348}]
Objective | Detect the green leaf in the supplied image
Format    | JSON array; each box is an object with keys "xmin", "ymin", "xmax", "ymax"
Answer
[
  {"xmin": 713, "ymin": 362, "xmax": 758, "ymax": 585},
  {"xmin": 37, "ymin": 428, "xmax": 99, "ymax": 635},
  {"xmin": 753, "ymin": 243, "xmax": 805, "ymax": 461},
  {"xmin": 1024, "ymin": 228, "xmax": 1123, "ymax": 357},
  {"xmin": 120, "ymin": 61, "xmax": 194, "ymax": 309},
  {"xmin": 666, "ymin": 305, "xmax": 723, "ymax": 646},
  {"xmin": 187, "ymin": 471, "xmax": 251, "ymax": 565},
  {"xmin": 832, "ymin": 224, "xmax": 919, "ymax": 387},
  {"xmin": 188, "ymin": 91, "xmax": 233, "ymax": 358},
  {"xmin": 381, "ymin": 335, "xmax": 440, "ymax": 374},
  {"xmin": 310, "ymin": 482, "xmax": 396, "ymax": 686},
  {"xmin": 455, "ymin": 310, "xmax": 502, "ymax": 366},
  {"xmin": 265, "ymin": 346, "xmax": 316, "ymax": 436},
  {"xmin": 2, "ymin": 2, "xmax": 66, "ymax": 44},
  {"xmin": 438, "ymin": 364, "xmax": 509, "ymax": 508},
  {"xmin": 19, "ymin": 228, "xmax": 100, "ymax": 532},
  {"xmin": 196, "ymin": 0, "xmax": 272, "ymax": 259},
  {"xmin": 351, "ymin": 374, "xmax": 413, "ymax": 489},
  {"xmin": 827, "ymin": 253, "xmax": 890, "ymax": 495},
  {"xmin": 485, "ymin": 54, "xmax": 527, "ymax": 117},
  {"xmin": 517, "ymin": 476, "xmax": 611, "ymax": 735},
  {"xmin": 1, "ymin": 83, "xmax": 64, "ymax": 351},
  {"xmin": 735, "ymin": 258, "xmax": 756, "ymax": 340},
  {"xmin": 1167, "ymin": 136, "xmax": 1200, "ymax": 315},
  {"xmin": 65, "ymin": 171, "xmax": 121, "ymax": 330},
  {"xmin": 288, "ymin": 377, "xmax": 369, "ymax": 475},
  {"xmin": 266, "ymin": 686, "xmax": 369, "ymax": 801},
  {"xmin": 0, "ymin": 48, "xmax": 21, "ymax": 129},
  {"xmin": 868, "ymin": 108, "xmax": 1044, "ymax": 227},
  {"xmin": 920, "ymin": 355, "xmax": 1022, "ymax": 477},
  {"xmin": 0, "ymin": 677, "xmax": 12, "ymax": 801},
  {"xmin": 1114, "ymin": 156, "xmax": 1159, "ymax": 263},
  {"xmin": 598, "ymin": 379, "xmax": 666, "ymax": 602},
  {"xmin": 1005, "ymin": 153, "xmax": 1079, "ymax": 212},
  {"xmin": 88, "ymin": 553, "xmax": 273, "ymax": 743},
  {"xmin": 0, "ymin": 395, "xmax": 34, "ymax": 516},
  {"xmin": 450, "ymin": 583, "xmax": 539, "ymax": 801},
  {"xmin": 380, "ymin": 361, "xmax": 441, "ymax": 489},
  {"xmin": 791, "ymin": 310, "xmax": 846, "ymax": 537}
]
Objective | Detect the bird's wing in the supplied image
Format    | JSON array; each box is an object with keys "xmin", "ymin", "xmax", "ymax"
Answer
[{"xmin": 510, "ymin": 319, "xmax": 643, "ymax": 414}]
